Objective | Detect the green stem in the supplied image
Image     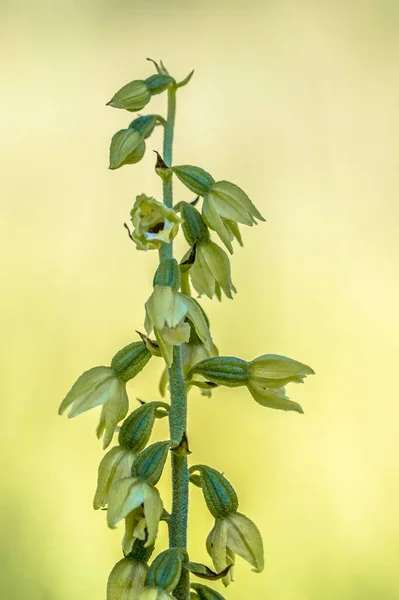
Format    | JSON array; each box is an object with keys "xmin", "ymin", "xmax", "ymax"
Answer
[{"xmin": 160, "ymin": 84, "xmax": 190, "ymax": 600}]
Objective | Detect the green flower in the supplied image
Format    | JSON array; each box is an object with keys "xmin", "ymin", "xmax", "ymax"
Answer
[
  {"xmin": 93, "ymin": 446, "xmax": 137, "ymax": 510},
  {"xmin": 107, "ymin": 477, "xmax": 163, "ymax": 548},
  {"xmin": 189, "ymin": 240, "xmax": 236, "ymax": 300},
  {"xmin": 247, "ymin": 354, "xmax": 315, "ymax": 414},
  {"xmin": 206, "ymin": 512, "xmax": 264, "ymax": 586},
  {"xmin": 58, "ymin": 366, "xmax": 128, "ymax": 449},
  {"xmin": 203, "ymin": 181, "xmax": 265, "ymax": 253},
  {"xmin": 130, "ymin": 195, "xmax": 181, "ymax": 251},
  {"xmin": 145, "ymin": 285, "xmax": 212, "ymax": 367},
  {"xmin": 107, "ymin": 556, "xmax": 148, "ymax": 600}
]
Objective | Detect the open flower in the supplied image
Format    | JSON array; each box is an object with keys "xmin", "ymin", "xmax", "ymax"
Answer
[
  {"xmin": 130, "ymin": 194, "xmax": 181, "ymax": 251},
  {"xmin": 59, "ymin": 366, "xmax": 129, "ymax": 449},
  {"xmin": 107, "ymin": 477, "xmax": 163, "ymax": 548},
  {"xmin": 107, "ymin": 555, "xmax": 148, "ymax": 600},
  {"xmin": 247, "ymin": 354, "xmax": 315, "ymax": 413},
  {"xmin": 206, "ymin": 512, "xmax": 264, "ymax": 586},
  {"xmin": 202, "ymin": 181, "xmax": 265, "ymax": 253},
  {"xmin": 145, "ymin": 285, "xmax": 212, "ymax": 366},
  {"xmin": 189, "ymin": 240, "xmax": 236, "ymax": 300}
]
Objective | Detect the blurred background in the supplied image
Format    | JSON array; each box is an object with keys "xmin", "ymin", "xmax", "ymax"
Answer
[{"xmin": 1, "ymin": 0, "xmax": 399, "ymax": 598}]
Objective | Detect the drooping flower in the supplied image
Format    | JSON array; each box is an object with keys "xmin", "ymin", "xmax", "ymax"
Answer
[
  {"xmin": 130, "ymin": 194, "xmax": 181, "ymax": 251},
  {"xmin": 107, "ymin": 555, "xmax": 148, "ymax": 600},
  {"xmin": 145, "ymin": 284, "xmax": 212, "ymax": 366},
  {"xmin": 93, "ymin": 445, "xmax": 137, "ymax": 510},
  {"xmin": 188, "ymin": 240, "xmax": 236, "ymax": 300},
  {"xmin": 202, "ymin": 180, "xmax": 265, "ymax": 253},
  {"xmin": 59, "ymin": 366, "xmax": 128, "ymax": 449},
  {"xmin": 107, "ymin": 477, "xmax": 163, "ymax": 549},
  {"xmin": 206, "ymin": 512, "xmax": 264, "ymax": 586},
  {"xmin": 58, "ymin": 342, "xmax": 151, "ymax": 448}
]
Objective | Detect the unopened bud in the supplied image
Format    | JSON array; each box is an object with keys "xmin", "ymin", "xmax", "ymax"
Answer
[
  {"xmin": 129, "ymin": 115, "xmax": 158, "ymax": 139},
  {"xmin": 109, "ymin": 129, "xmax": 145, "ymax": 169},
  {"xmin": 111, "ymin": 341, "xmax": 151, "ymax": 382},
  {"xmin": 107, "ymin": 80, "xmax": 151, "ymax": 112},
  {"xmin": 173, "ymin": 165, "xmax": 215, "ymax": 196},
  {"xmin": 189, "ymin": 465, "xmax": 238, "ymax": 519}
]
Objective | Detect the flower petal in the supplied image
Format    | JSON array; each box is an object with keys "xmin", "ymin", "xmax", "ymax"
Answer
[
  {"xmin": 143, "ymin": 484, "xmax": 163, "ymax": 547},
  {"xmin": 103, "ymin": 379, "xmax": 129, "ymax": 449},
  {"xmin": 248, "ymin": 381, "xmax": 304, "ymax": 414},
  {"xmin": 226, "ymin": 512, "xmax": 264, "ymax": 573},
  {"xmin": 202, "ymin": 196, "xmax": 233, "ymax": 254},
  {"xmin": 200, "ymin": 242, "xmax": 235, "ymax": 300},
  {"xmin": 107, "ymin": 478, "xmax": 145, "ymax": 528},
  {"xmin": 93, "ymin": 446, "xmax": 135, "ymax": 510},
  {"xmin": 58, "ymin": 366, "xmax": 114, "ymax": 415},
  {"xmin": 181, "ymin": 295, "xmax": 212, "ymax": 349}
]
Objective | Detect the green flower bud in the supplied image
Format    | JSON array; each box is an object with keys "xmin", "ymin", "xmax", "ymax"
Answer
[
  {"xmin": 118, "ymin": 402, "xmax": 169, "ymax": 453},
  {"xmin": 107, "ymin": 79, "xmax": 151, "ymax": 111},
  {"xmin": 131, "ymin": 440, "xmax": 171, "ymax": 486},
  {"xmin": 111, "ymin": 342, "xmax": 151, "ymax": 382},
  {"xmin": 153, "ymin": 258, "xmax": 181, "ymax": 291},
  {"xmin": 145, "ymin": 548, "xmax": 186, "ymax": 593},
  {"xmin": 145, "ymin": 74, "xmax": 175, "ymax": 95},
  {"xmin": 173, "ymin": 165, "xmax": 215, "ymax": 196},
  {"xmin": 130, "ymin": 195, "xmax": 181, "ymax": 251},
  {"xmin": 188, "ymin": 356, "xmax": 249, "ymax": 387},
  {"xmin": 189, "ymin": 465, "xmax": 238, "ymax": 519},
  {"xmin": 107, "ymin": 556, "xmax": 148, "ymax": 600},
  {"xmin": 109, "ymin": 129, "xmax": 146, "ymax": 170},
  {"xmin": 180, "ymin": 203, "xmax": 210, "ymax": 246},
  {"xmin": 129, "ymin": 115, "xmax": 159, "ymax": 139},
  {"xmin": 191, "ymin": 583, "xmax": 226, "ymax": 600}
]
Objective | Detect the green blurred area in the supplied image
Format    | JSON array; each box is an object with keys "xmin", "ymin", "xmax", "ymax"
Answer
[{"xmin": 1, "ymin": 0, "xmax": 399, "ymax": 598}]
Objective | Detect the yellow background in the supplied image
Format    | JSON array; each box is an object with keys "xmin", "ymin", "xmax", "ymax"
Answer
[{"xmin": 1, "ymin": 1, "xmax": 399, "ymax": 598}]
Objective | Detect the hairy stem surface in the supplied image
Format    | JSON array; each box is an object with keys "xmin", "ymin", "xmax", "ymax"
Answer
[{"xmin": 161, "ymin": 84, "xmax": 190, "ymax": 600}]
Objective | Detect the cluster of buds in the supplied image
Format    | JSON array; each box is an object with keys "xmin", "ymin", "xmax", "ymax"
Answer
[{"xmin": 59, "ymin": 59, "xmax": 314, "ymax": 599}]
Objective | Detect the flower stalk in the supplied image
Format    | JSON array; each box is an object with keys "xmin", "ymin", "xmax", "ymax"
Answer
[{"xmin": 58, "ymin": 59, "xmax": 315, "ymax": 600}]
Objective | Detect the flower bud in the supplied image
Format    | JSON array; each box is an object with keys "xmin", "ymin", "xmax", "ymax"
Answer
[
  {"xmin": 129, "ymin": 115, "xmax": 159, "ymax": 139},
  {"xmin": 188, "ymin": 356, "xmax": 249, "ymax": 387},
  {"xmin": 131, "ymin": 440, "xmax": 171, "ymax": 486},
  {"xmin": 111, "ymin": 342, "xmax": 151, "ymax": 382},
  {"xmin": 109, "ymin": 129, "xmax": 146, "ymax": 170},
  {"xmin": 173, "ymin": 165, "xmax": 215, "ymax": 196},
  {"xmin": 145, "ymin": 548, "xmax": 186, "ymax": 593},
  {"xmin": 191, "ymin": 583, "xmax": 226, "ymax": 600},
  {"xmin": 180, "ymin": 203, "xmax": 210, "ymax": 246},
  {"xmin": 118, "ymin": 402, "xmax": 169, "ymax": 453},
  {"xmin": 107, "ymin": 556, "xmax": 148, "ymax": 600},
  {"xmin": 144, "ymin": 74, "xmax": 174, "ymax": 95},
  {"xmin": 189, "ymin": 465, "xmax": 238, "ymax": 519},
  {"xmin": 107, "ymin": 79, "xmax": 151, "ymax": 111},
  {"xmin": 153, "ymin": 258, "xmax": 181, "ymax": 291}
]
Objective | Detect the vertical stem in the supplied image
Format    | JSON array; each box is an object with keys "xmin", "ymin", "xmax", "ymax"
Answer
[{"xmin": 160, "ymin": 84, "xmax": 190, "ymax": 600}]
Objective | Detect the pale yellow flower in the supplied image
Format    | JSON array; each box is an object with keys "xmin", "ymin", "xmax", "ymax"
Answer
[{"xmin": 130, "ymin": 194, "xmax": 181, "ymax": 251}]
